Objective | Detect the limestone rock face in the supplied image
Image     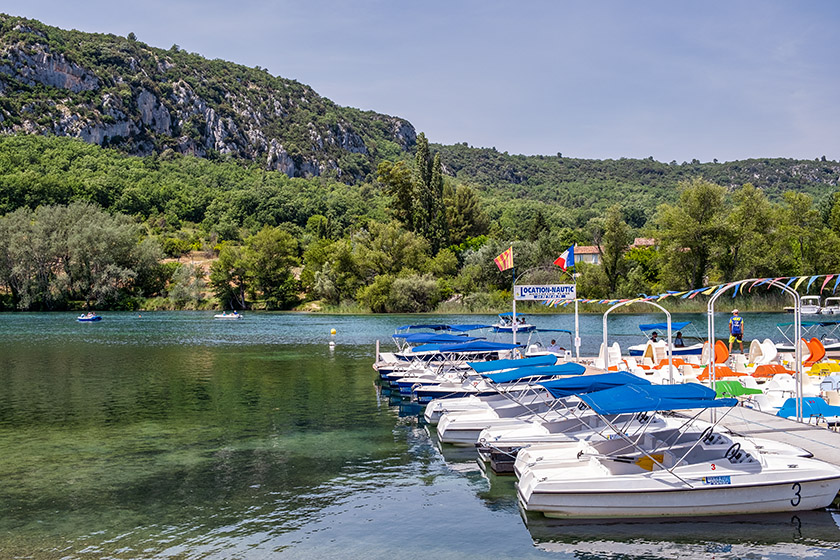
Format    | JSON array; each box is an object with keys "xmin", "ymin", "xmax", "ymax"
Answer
[
  {"xmin": 0, "ymin": 15, "xmax": 417, "ymax": 181},
  {"xmin": 0, "ymin": 45, "xmax": 100, "ymax": 93}
]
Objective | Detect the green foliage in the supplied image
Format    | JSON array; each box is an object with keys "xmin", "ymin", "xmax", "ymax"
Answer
[{"xmin": 0, "ymin": 202, "xmax": 158, "ymax": 309}]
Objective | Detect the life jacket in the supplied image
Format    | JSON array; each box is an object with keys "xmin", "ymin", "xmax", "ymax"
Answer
[{"xmin": 730, "ymin": 316, "xmax": 743, "ymax": 334}]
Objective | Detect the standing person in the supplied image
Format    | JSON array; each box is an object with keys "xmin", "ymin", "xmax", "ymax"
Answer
[{"xmin": 729, "ymin": 309, "xmax": 744, "ymax": 353}]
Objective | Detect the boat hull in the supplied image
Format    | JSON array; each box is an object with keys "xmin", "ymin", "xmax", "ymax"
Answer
[{"xmin": 518, "ymin": 476, "xmax": 840, "ymax": 518}]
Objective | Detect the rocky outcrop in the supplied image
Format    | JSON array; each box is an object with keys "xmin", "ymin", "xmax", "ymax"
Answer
[
  {"xmin": 0, "ymin": 45, "xmax": 99, "ymax": 93},
  {"xmin": 0, "ymin": 15, "xmax": 417, "ymax": 181}
]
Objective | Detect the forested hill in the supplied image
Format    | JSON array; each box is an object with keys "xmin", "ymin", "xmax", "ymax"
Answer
[
  {"xmin": 0, "ymin": 14, "xmax": 416, "ymax": 181},
  {"xmin": 434, "ymin": 143, "xmax": 840, "ymax": 226},
  {"xmin": 2, "ymin": 13, "xmax": 840, "ymax": 226}
]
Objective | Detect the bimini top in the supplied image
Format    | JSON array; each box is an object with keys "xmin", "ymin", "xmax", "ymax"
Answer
[
  {"xmin": 410, "ymin": 340, "xmax": 521, "ymax": 353},
  {"xmin": 579, "ymin": 383, "xmax": 737, "ymax": 415},
  {"xmin": 482, "ymin": 362, "xmax": 585, "ymax": 384},
  {"xmin": 638, "ymin": 321, "xmax": 691, "ymax": 332},
  {"xmin": 538, "ymin": 371, "xmax": 650, "ymax": 399},
  {"xmin": 396, "ymin": 323, "xmax": 492, "ymax": 332},
  {"xmin": 777, "ymin": 321, "xmax": 840, "ymax": 328},
  {"xmin": 498, "ymin": 312, "xmax": 528, "ymax": 317},
  {"xmin": 467, "ymin": 355, "xmax": 556, "ymax": 374},
  {"xmin": 392, "ymin": 333, "xmax": 479, "ymax": 344}
]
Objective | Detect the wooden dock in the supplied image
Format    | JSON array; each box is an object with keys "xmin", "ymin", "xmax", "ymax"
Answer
[{"xmin": 690, "ymin": 406, "xmax": 840, "ymax": 465}]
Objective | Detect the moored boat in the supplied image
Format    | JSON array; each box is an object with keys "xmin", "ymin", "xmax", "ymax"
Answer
[{"xmin": 516, "ymin": 383, "xmax": 840, "ymax": 518}]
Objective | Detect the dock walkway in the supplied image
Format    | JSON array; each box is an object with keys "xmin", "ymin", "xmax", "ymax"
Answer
[{"xmin": 692, "ymin": 406, "xmax": 840, "ymax": 465}]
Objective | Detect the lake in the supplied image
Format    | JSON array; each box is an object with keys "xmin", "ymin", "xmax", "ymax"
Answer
[{"xmin": 1, "ymin": 311, "xmax": 839, "ymax": 559}]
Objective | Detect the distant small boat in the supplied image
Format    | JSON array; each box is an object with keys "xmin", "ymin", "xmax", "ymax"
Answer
[
  {"xmin": 214, "ymin": 311, "xmax": 243, "ymax": 320},
  {"xmin": 77, "ymin": 313, "xmax": 102, "ymax": 322}
]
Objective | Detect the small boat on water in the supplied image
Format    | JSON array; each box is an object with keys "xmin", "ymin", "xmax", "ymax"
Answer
[
  {"xmin": 77, "ymin": 313, "xmax": 102, "ymax": 322},
  {"xmin": 214, "ymin": 311, "xmax": 243, "ymax": 320},
  {"xmin": 627, "ymin": 321, "xmax": 703, "ymax": 357},
  {"xmin": 492, "ymin": 312, "xmax": 536, "ymax": 333},
  {"xmin": 784, "ymin": 295, "xmax": 823, "ymax": 314}
]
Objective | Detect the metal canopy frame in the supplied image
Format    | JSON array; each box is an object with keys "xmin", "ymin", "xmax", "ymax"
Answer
[
  {"xmin": 706, "ymin": 279, "xmax": 803, "ymax": 421},
  {"xmin": 603, "ymin": 300, "xmax": 674, "ymax": 383}
]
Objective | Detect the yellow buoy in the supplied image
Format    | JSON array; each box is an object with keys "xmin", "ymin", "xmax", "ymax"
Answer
[{"xmin": 330, "ymin": 328, "xmax": 336, "ymax": 335}]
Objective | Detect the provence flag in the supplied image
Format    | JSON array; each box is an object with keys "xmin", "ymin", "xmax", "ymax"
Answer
[
  {"xmin": 494, "ymin": 246, "xmax": 514, "ymax": 271},
  {"xmin": 554, "ymin": 245, "xmax": 575, "ymax": 271}
]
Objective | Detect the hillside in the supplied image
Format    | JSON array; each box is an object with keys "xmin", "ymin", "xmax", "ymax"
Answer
[
  {"xmin": 434, "ymin": 144, "xmax": 840, "ymax": 225},
  {"xmin": 0, "ymin": 14, "xmax": 415, "ymax": 181}
]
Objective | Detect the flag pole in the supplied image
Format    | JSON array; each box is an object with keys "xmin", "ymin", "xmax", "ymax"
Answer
[{"xmin": 511, "ymin": 248, "xmax": 517, "ymax": 346}]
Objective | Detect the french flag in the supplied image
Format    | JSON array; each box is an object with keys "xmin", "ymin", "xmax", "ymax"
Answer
[{"xmin": 554, "ymin": 245, "xmax": 574, "ymax": 271}]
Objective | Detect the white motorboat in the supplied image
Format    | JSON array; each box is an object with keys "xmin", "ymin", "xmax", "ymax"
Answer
[
  {"xmin": 516, "ymin": 383, "xmax": 840, "ymax": 518},
  {"xmin": 822, "ymin": 297, "xmax": 840, "ymax": 315},
  {"xmin": 214, "ymin": 311, "xmax": 243, "ymax": 320},
  {"xmin": 784, "ymin": 295, "xmax": 823, "ymax": 314},
  {"xmin": 492, "ymin": 312, "xmax": 536, "ymax": 333},
  {"xmin": 433, "ymin": 363, "xmax": 586, "ymax": 444}
]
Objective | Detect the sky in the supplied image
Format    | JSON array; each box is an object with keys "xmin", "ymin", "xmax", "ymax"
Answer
[{"xmin": 7, "ymin": 1, "xmax": 840, "ymax": 162}]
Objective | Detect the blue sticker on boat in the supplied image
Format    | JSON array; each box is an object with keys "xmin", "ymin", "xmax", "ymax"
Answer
[{"xmin": 702, "ymin": 476, "xmax": 731, "ymax": 485}]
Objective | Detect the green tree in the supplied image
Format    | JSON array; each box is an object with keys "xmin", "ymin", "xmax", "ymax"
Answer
[
  {"xmin": 592, "ymin": 204, "xmax": 631, "ymax": 293},
  {"xmin": 243, "ymin": 226, "xmax": 300, "ymax": 309},
  {"xmin": 445, "ymin": 184, "xmax": 490, "ymax": 245},
  {"xmin": 209, "ymin": 242, "xmax": 247, "ymax": 309},
  {"xmin": 655, "ymin": 178, "xmax": 727, "ymax": 289}
]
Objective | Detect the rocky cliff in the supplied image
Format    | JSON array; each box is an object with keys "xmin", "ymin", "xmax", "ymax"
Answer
[{"xmin": 0, "ymin": 15, "xmax": 416, "ymax": 180}]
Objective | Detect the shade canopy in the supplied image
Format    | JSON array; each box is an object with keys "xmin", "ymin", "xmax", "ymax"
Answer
[
  {"xmin": 579, "ymin": 383, "xmax": 737, "ymax": 415},
  {"xmin": 638, "ymin": 321, "xmax": 691, "ymax": 332},
  {"xmin": 539, "ymin": 371, "xmax": 650, "ymax": 398},
  {"xmin": 468, "ymin": 355, "xmax": 556, "ymax": 374},
  {"xmin": 483, "ymin": 363, "xmax": 585, "ymax": 384},
  {"xmin": 392, "ymin": 333, "xmax": 478, "ymax": 344},
  {"xmin": 411, "ymin": 340, "xmax": 521, "ymax": 353}
]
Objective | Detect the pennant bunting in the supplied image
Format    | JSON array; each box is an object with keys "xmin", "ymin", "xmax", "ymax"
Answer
[
  {"xmin": 806, "ymin": 275, "xmax": 819, "ymax": 293},
  {"xmin": 794, "ymin": 276, "xmax": 808, "ymax": 291},
  {"xmin": 834, "ymin": 276, "xmax": 840, "ymax": 294},
  {"xmin": 822, "ymin": 275, "xmax": 835, "ymax": 293}
]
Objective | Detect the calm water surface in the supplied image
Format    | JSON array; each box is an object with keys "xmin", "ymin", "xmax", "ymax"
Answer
[{"xmin": 0, "ymin": 311, "xmax": 839, "ymax": 559}]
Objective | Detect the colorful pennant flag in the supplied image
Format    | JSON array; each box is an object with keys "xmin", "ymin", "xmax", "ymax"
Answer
[
  {"xmin": 494, "ymin": 246, "xmax": 513, "ymax": 271},
  {"xmin": 822, "ymin": 275, "xmax": 835, "ymax": 293},
  {"xmin": 806, "ymin": 275, "xmax": 819, "ymax": 292}
]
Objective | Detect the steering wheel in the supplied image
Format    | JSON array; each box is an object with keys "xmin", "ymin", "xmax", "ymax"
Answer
[
  {"xmin": 724, "ymin": 442, "xmax": 741, "ymax": 460},
  {"xmin": 700, "ymin": 426, "xmax": 714, "ymax": 443}
]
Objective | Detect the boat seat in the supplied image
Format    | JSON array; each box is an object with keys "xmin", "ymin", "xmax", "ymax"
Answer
[{"xmin": 697, "ymin": 365, "xmax": 743, "ymax": 381}]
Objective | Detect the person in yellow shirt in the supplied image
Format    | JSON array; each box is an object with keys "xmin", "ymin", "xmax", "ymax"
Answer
[{"xmin": 729, "ymin": 309, "xmax": 744, "ymax": 353}]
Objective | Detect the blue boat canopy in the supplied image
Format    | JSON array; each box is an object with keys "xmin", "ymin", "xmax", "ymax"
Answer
[
  {"xmin": 539, "ymin": 371, "xmax": 650, "ymax": 398},
  {"xmin": 579, "ymin": 383, "xmax": 737, "ymax": 415},
  {"xmin": 482, "ymin": 363, "xmax": 585, "ymax": 384},
  {"xmin": 638, "ymin": 321, "xmax": 691, "ymax": 332},
  {"xmin": 498, "ymin": 312, "xmax": 528, "ymax": 317},
  {"xmin": 410, "ymin": 340, "xmax": 521, "ymax": 353},
  {"xmin": 393, "ymin": 333, "xmax": 478, "ymax": 343},
  {"xmin": 447, "ymin": 324, "xmax": 493, "ymax": 332},
  {"xmin": 397, "ymin": 324, "xmax": 451, "ymax": 331},
  {"xmin": 437, "ymin": 340, "xmax": 521, "ymax": 353},
  {"xmin": 533, "ymin": 328, "xmax": 573, "ymax": 334},
  {"xmin": 777, "ymin": 321, "xmax": 840, "ymax": 327},
  {"xmin": 396, "ymin": 323, "xmax": 492, "ymax": 332},
  {"xmin": 468, "ymin": 355, "xmax": 556, "ymax": 373}
]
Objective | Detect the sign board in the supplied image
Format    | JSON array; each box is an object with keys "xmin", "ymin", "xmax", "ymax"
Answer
[{"xmin": 514, "ymin": 284, "xmax": 576, "ymax": 301}]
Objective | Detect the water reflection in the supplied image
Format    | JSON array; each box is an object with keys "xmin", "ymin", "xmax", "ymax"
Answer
[{"xmin": 525, "ymin": 511, "xmax": 840, "ymax": 558}]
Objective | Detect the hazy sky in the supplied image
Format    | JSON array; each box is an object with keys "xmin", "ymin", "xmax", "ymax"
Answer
[{"xmin": 9, "ymin": 1, "xmax": 840, "ymax": 162}]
